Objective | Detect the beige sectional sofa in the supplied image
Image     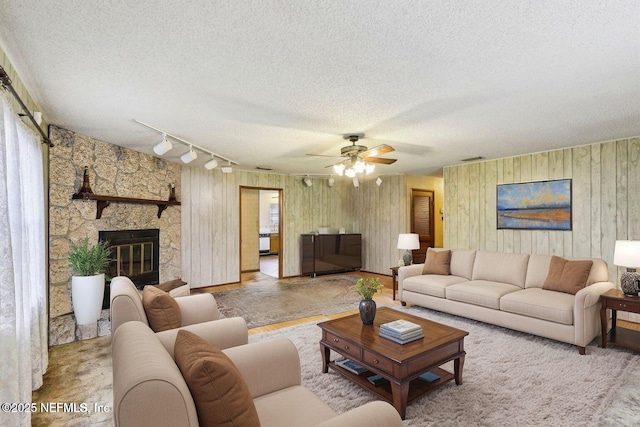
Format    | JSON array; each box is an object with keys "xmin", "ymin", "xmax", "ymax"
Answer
[
  {"xmin": 398, "ymin": 249, "xmax": 615, "ymax": 354},
  {"xmin": 112, "ymin": 321, "xmax": 403, "ymax": 427}
]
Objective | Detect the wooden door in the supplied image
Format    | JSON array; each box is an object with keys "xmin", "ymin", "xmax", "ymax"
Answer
[{"xmin": 411, "ymin": 189, "xmax": 434, "ymax": 263}]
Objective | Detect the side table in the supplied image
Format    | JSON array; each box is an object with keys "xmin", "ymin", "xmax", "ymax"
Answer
[
  {"xmin": 600, "ymin": 288, "xmax": 640, "ymax": 352},
  {"xmin": 390, "ymin": 266, "xmax": 399, "ymax": 300}
]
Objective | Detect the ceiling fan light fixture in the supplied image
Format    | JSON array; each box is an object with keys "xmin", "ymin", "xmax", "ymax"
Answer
[
  {"xmin": 345, "ymin": 168, "xmax": 356, "ymax": 178},
  {"xmin": 365, "ymin": 163, "xmax": 375, "ymax": 174},
  {"xmin": 180, "ymin": 145, "xmax": 197, "ymax": 163},
  {"xmin": 354, "ymin": 159, "xmax": 366, "ymax": 173},
  {"xmin": 333, "ymin": 163, "xmax": 345, "ymax": 176},
  {"xmin": 153, "ymin": 134, "xmax": 172, "ymax": 155}
]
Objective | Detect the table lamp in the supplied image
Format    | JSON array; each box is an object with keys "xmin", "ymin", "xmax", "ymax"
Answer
[
  {"xmin": 613, "ymin": 240, "xmax": 640, "ymax": 295},
  {"xmin": 397, "ymin": 233, "xmax": 420, "ymax": 266}
]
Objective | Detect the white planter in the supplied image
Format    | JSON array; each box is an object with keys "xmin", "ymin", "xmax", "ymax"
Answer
[{"xmin": 71, "ymin": 274, "xmax": 105, "ymax": 325}]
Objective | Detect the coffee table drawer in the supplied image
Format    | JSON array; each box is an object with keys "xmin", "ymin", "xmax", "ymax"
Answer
[
  {"xmin": 363, "ymin": 349, "xmax": 394, "ymax": 374},
  {"xmin": 325, "ymin": 332, "xmax": 360, "ymax": 359}
]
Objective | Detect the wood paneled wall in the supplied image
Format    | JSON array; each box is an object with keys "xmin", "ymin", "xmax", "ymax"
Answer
[
  {"xmin": 444, "ymin": 136, "xmax": 640, "ymax": 284},
  {"xmin": 349, "ymin": 175, "xmax": 409, "ymax": 275},
  {"xmin": 181, "ymin": 170, "xmax": 409, "ymax": 287}
]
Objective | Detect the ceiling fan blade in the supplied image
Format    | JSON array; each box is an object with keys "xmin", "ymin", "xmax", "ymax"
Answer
[
  {"xmin": 324, "ymin": 159, "xmax": 348, "ymax": 168},
  {"xmin": 364, "ymin": 157, "xmax": 397, "ymax": 165},
  {"xmin": 360, "ymin": 144, "xmax": 395, "ymax": 158},
  {"xmin": 306, "ymin": 153, "xmax": 343, "ymax": 158}
]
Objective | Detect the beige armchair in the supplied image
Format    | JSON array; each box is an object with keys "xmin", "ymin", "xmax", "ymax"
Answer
[
  {"xmin": 113, "ymin": 321, "xmax": 403, "ymax": 427},
  {"xmin": 109, "ymin": 276, "xmax": 248, "ymax": 349}
]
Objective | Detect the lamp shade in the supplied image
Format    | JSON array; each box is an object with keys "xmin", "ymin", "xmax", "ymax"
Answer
[
  {"xmin": 397, "ymin": 233, "xmax": 420, "ymax": 250},
  {"xmin": 613, "ymin": 240, "xmax": 640, "ymax": 267}
]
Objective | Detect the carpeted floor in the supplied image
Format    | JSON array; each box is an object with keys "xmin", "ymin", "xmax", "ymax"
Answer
[
  {"xmin": 212, "ymin": 274, "xmax": 363, "ymax": 328},
  {"xmin": 32, "ymin": 294, "xmax": 640, "ymax": 426},
  {"xmin": 251, "ymin": 305, "xmax": 640, "ymax": 426}
]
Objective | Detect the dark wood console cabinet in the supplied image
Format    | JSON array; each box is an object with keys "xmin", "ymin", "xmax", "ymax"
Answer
[{"xmin": 301, "ymin": 233, "xmax": 362, "ymax": 277}]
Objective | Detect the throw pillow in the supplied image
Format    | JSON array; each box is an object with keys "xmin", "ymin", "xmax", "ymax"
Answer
[
  {"xmin": 141, "ymin": 285, "xmax": 182, "ymax": 332},
  {"xmin": 542, "ymin": 256, "xmax": 593, "ymax": 295},
  {"xmin": 174, "ymin": 330, "xmax": 260, "ymax": 427},
  {"xmin": 422, "ymin": 248, "xmax": 452, "ymax": 275},
  {"xmin": 156, "ymin": 278, "xmax": 188, "ymax": 293}
]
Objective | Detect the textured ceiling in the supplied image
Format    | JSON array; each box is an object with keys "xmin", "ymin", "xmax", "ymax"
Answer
[{"xmin": 0, "ymin": 1, "xmax": 639, "ymax": 178}]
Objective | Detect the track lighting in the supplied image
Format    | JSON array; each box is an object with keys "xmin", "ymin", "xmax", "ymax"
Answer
[
  {"xmin": 328, "ymin": 176, "xmax": 335, "ymax": 187},
  {"xmin": 204, "ymin": 155, "xmax": 218, "ymax": 170},
  {"xmin": 352, "ymin": 176, "xmax": 359, "ymax": 188},
  {"xmin": 153, "ymin": 134, "xmax": 173, "ymax": 155},
  {"xmin": 135, "ymin": 119, "xmax": 238, "ymax": 170},
  {"xmin": 180, "ymin": 145, "xmax": 197, "ymax": 163},
  {"xmin": 221, "ymin": 161, "xmax": 232, "ymax": 173},
  {"xmin": 304, "ymin": 176, "xmax": 312, "ymax": 187},
  {"xmin": 376, "ymin": 177, "xmax": 382, "ymax": 186}
]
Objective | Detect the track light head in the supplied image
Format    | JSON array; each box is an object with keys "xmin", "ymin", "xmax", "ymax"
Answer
[
  {"xmin": 352, "ymin": 176, "xmax": 359, "ymax": 188},
  {"xmin": 328, "ymin": 176, "xmax": 335, "ymax": 187},
  {"xmin": 376, "ymin": 177, "xmax": 382, "ymax": 186},
  {"xmin": 204, "ymin": 156, "xmax": 218, "ymax": 170},
  {"xmin": 303, "ymin": 176, "xmax": 313, "ymax": 187},
  {"xmin": 153, "ymin": 134, "xmax": 172, "ymax": 155},
  {"xmin": 180, "ymin": 146, "xmax": 197, "ymax": 163},
  {"xmin": 221, "ymin": 161, "xmax": 232, "ymax": 173}
]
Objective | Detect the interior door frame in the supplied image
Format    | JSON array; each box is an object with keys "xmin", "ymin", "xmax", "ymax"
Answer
[{"xmin": 239, "ymin": 186, "xmax": 283, "ymax": 279}]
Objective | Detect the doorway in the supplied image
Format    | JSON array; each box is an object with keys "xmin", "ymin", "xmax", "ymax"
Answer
[
  {"xmin": 410, "ymin": 188, "xmax": 435, "ymax": 264},
  {"xmin": 239, "ymin": 186, "xmax": 282, "ymax": 278}
]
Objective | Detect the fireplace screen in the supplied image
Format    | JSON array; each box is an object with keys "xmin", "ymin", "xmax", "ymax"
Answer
[
  {"xmin": 99, "ymin": 229, "xmax": 160, "ymax": 290},
  {"xmin": 114, "ymin": 242, "xmax": 155, "ymax": 277}
]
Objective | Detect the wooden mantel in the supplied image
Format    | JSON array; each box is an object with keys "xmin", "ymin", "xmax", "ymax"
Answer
[{"xmin": 71, "ymin": 193, "xmax": 181, "ymax": 219}]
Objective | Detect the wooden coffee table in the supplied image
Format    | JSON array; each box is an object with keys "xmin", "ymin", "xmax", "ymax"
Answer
[{"xmin": 318, "ymin": 307, "xmax": 468, "ymax": 419}]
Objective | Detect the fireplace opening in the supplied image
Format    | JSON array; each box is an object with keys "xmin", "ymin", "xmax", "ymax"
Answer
[{"xmin": 99, "ymin": 229, "xmax": 160, "ymax": 308}]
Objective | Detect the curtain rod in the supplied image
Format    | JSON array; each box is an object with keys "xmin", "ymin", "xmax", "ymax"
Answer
[{"xmin": 0, "ymin": 65, "xmax": 53, "ymax": 147}]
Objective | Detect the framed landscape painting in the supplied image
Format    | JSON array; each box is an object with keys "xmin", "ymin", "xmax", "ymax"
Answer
[{"xmin": 497, "ymin": 179, "xmax": 572, "ymax": 230}]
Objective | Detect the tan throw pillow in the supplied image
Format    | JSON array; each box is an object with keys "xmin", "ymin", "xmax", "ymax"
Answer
[
  {"xmin": 542, "ymin": 256, "xmax": 593, "ymax": 295},
  {"xmin": 141, "ymin": 285, "xmax": 182, "ymax": 332},
  {"xmin": 174, "ymin": 330, "xmax": 260, "ymax": 427},
  {"xmin": 422, "ymin": 248, "xmax": 452, "ymax": 275},
  {"xmin": 156, "ymin": 278, "xmax": 188, "ymax": 293}
]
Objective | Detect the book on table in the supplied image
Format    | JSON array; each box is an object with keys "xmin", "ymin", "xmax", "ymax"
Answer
[
  {"xmin": 379, "ymin": 327, "xmax": 424, "ymax": 340},
  {"xmin": 380, "ymin": 319, "xmax": 423, "ymax": 336},
  {"xmin": 379, "ymin": 330, "xmax": 424, "ymax": 344},
  {"xmin": 335, "ymin": 357, "xmax": 368, "ymax": 375}
]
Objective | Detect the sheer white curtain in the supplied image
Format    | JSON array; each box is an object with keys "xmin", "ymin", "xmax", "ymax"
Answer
[{"xmin": 0, "ymin": 92, "xmax": 48, "ymax": 427}]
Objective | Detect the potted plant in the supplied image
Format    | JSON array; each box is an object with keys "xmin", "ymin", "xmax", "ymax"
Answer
[
  {"xmin": 353, "ymin": 277, "xmax": 383, "ymax": 325},
  {"xmin": 68, "ymin": 237, "xmax": 111, "ymax": 325}
]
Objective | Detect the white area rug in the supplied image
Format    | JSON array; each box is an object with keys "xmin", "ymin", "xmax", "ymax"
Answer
[{"xmin": 250, "ymin": 305, "xmax": 640, "ymax": 426}]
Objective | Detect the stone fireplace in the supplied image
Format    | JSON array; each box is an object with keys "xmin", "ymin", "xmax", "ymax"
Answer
[{"xmin": 48, "ymin": 126, "xmax": 182, "ymax": 345}]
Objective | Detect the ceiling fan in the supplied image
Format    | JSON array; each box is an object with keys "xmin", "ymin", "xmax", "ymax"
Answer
[{"xmin": 307, "ymin": 134, "xmax": 397, "ymax": 177}]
